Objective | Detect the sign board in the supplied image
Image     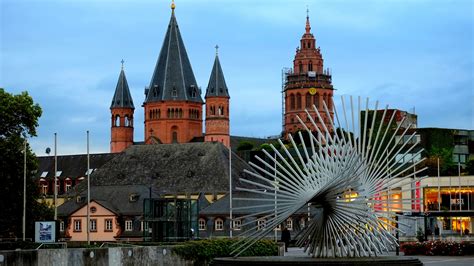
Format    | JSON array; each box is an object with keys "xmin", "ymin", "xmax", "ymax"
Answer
[
  {"xmin": 308, "ymin": 71, "xmax": 316, "ymax": 77},
  {"xmin": 35, "ymin": 221, "xmax": 56, "ymax": 243}
]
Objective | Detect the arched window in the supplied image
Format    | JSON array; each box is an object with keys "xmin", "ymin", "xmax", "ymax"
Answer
[
  {"xmin": 115, "ymin": 115, "xmax": 120, "ymax": 127},
  {"xmin": 198, "ymin": 218, "xmax": 206, "ymax": 231},
  {"xmin": 158, "ymin": 110, "xmax": 160, "ymax": 119},
  {"xmin": 290, "ymin": 94, "xmax": 295, "ymax": 110},
  {"xmin": 308, "ymin": 61, "xmax": 313, "ymax": 71},
  {"xmin": 124, "ymin": 116, "xmax": 130, "ymax": 127},
  {"xmin": 305, "ymin": 93, "xmax": 311, "ymax": 108},
  {"xmin": 149, "ymin": 110, "xmax": 152, "ymax": 120},
  {"xmin": 171, "ymin": 126, "xmax": 178, "ymax": 143},
  {"xmin": 296, "ymin": 93, "xmax": 302, "ymax": 109},
  {"xmin": 196, "ymin": 110, "xmax": 199, "ymax": 119},
  {"xmin": 314, "ymin": 93, "xmax": 319, "ymax": 108},
  {"xmin": 215, "ymin": 218, "xmax": 224, "ymax": 231},
  {"xmin": 299, "ymin": 62, "xmax": 303, "ymax": 73},
  {"xmin": 308, "ymin": 42, "xmax": 311, "ymax": 49},
  {"xmin": 179, "ymin": 109, "xmax": 183, "ymax": 118}
]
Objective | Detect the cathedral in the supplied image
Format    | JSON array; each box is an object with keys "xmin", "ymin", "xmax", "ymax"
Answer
[{"xmin": 110, "ymin": 2, "xmax": 230, "ymax": 153}]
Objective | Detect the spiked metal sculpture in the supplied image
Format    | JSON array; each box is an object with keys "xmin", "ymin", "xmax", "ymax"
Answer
[{"xmin": 231, "ymin": 96, "xmax": 426, "ymax": 257}]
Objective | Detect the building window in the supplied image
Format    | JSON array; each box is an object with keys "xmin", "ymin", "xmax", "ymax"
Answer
[
  {"xmin": 115, "ymin": 115, "xmax": 120, "ymax": 127},
  {"xmin": 125, "ymin": 220, "xmax": 133, "ymax": 231},
  {"xmin": 232, "ymin": 219, "xmax": 242, "ymax": 231},
  {"xmin": 314, "ymin": 93, "xmax": 319, "ymax": 109},
  {"xmin": 305, "ymin": 93, "xmax": 312, "ymax": 108},
  {"xmin": 74, "ymin": 219, "xmax": 81, "ymax": 232},
  {"xmin": 65, "ymin": 182, "xmax": 71, "ymax": 192},
  {"xmin": 299, "ymin": 62, "xmax": 303, "ymax": 73},
  {"xmin": 172, "ymin": 87, "xmax": 177, "ymax": 97},
  {"xmin": 90, "ymin": 207, "xmax": 97, "ymax": 213},
  {"xmin": 41, "ymin": 183, "xmax": 48, "ymax": 194},
  {"xmin": 198, "ymin": 218, "xmax": 206, "ymax": 231},
  {"xmin": 90, "ymin": 219, "xmax": 97, "ymax": 232},
  {"xmin": 300, "ymin": 217, "xmax": 306, "ymax": 229},
  {"xmin": 105, "ymin": 219, "xmax": 113, "ymax": 232},
  {"xmin": 257, "ymin": 218, "xmax": 266, "ymax": 231},
  {"xmin": 286, "ymin": 218, "xmax": 293, "ymax": 231},
  {"xmin": 308, "ymin": 61, "xmax": 313, "ymax": 71},
  {"xmin": 125, "ymin": 116, "xmax": 130, "ymax": 127},
  {"xmin": 296, "ymin": 93, "xmax": 302, "ymax": 109},
  {"xmin": 60, "ymin": 221, "xmax": 65, "ymax": 232},
  {"xmin": 290, "ymin": 94, "xmax": 295, "ymax": 110},
  {"xmin": 215, "ymin": 218, "xmax": 224, "ymax": 231},
  {"xmin": 142, "ymin": 221, "xmax": 149, "ymax": 232}
]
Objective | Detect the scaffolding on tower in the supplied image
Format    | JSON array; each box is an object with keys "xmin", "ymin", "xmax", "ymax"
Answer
[{"xmin": 281, "ymin": 67, "xmax": 291, "ymax": 136}]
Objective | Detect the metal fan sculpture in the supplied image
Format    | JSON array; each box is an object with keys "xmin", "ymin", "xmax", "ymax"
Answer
[{"xmin": 231, "ymin": 96, "xmax": 426, "ymax": 257}]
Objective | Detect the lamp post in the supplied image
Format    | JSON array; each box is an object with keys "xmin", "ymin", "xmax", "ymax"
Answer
[
  {"xmin": 229, "ymin": 145, "xmax": 232, "ymax": 238},
  {"xmin": 54, "ymin": 133, "xmax": 57, "ymax": 221},
  {"xmin": 86, "ymin": 131, "xmax": 90, "ymax": 245},
  {"xmin": 23, "ymin": 139, "xmax": 27, "ymax": 241}
]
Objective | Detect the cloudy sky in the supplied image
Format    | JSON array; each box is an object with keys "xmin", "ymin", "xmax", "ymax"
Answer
[{"xmin": 1, "ymin": 0, "xmax": 473, "ymax": 155}]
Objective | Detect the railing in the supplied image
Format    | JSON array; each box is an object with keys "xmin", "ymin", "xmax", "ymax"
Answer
[
  {"xmin": 100, "ymin": 242, "xmax": 141, "ymax": 248},
  {"xmin": 36, "ymin": 242, "xmax": 67, "ymax": 250}
]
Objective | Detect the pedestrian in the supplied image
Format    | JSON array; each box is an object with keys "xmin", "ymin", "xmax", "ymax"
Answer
[
  {"xmin": 281, "ymin": 225, "xmax": 291, "ymax": 252},
  {"xmin": 434, "ymin": 224, "xmax": 440, "ymax": 239}
]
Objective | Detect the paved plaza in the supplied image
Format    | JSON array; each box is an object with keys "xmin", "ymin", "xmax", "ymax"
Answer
[{"xmin": 285, "ymin": 247, "xmax": 474, "ymax": 266}]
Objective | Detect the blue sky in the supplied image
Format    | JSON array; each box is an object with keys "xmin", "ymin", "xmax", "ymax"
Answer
[{"xmin": 1, "ymin": 0, "xmax": 473, "ymax": 155}]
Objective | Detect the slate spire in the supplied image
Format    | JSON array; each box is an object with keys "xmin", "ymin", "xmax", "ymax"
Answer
[
  {"xmin": 110, "ymin": 60, "xmax": 134, "ymax": 109},
  {"xmin": 145, "ymin": 5, "xmax": 202, "ymax": 103},
  {"xmin": 205, "ymin": 46, "xmax": 229, "ymax": 98}
]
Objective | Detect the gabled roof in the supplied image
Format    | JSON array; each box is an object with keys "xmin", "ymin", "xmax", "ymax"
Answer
[
  {"xmin": 58, "ymin": 185, "xmax": 155, "ymax": 216},
  {"xmin": 111, "ymin": 68, "xmax": 134, "ymax": 109},
  {"xmin": 145, "ymin": 9, "xmax": 202, "ymax": 104},
  {"xmin": 205, "ymin": 53, "xmax": 229, "ymax": 98},
  {"xmin": 75, "ymin": 142, "xmax": 256, "ymax": 194},
  {"xmin": 35, "ymin": 153, "xmax": 118, "ymax": 180}
]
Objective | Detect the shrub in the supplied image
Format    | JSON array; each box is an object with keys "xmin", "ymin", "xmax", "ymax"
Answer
[
  {"xmin": 401, "ymin": 241, "xmax": 472, "ymax": 256},
  {"xmin": 172, "ymin": 238, "xmax": 277, "ymax": 264}
]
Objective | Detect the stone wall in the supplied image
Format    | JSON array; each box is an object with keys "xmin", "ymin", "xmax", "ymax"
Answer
[{"xmin": 0, "ymin": 246, "xmax": 192, "ymax": 266}]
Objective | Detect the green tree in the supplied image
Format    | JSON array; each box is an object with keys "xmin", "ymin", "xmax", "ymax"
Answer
[
  {"xmin": 236, "ymin": 140, "xmax": 254, "ymax": 151},
  {"xmin": 0, "ymin": 88, "xmax": 52, "ymax": 238}
]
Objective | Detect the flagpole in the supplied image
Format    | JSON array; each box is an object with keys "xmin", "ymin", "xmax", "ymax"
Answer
[
  {"xmin": 54, "ymin": 133, "xmax": 57, "ymax": 221},
  {"xmin": 458, "ymin": 162, "xmax": 462, "ymax": 236},
  {"xmin": 87, "ymin": 130, "xmax": 90, "ymax": 245},
  {"xmin": 437, "ymin": 157, "xmax": 440, "ymax": 211},
  {"xmin": 23, "ymin": 139, "xmax": 27, "ymax": 241},
  {"xmin": 229, "ymin": 145, "xmax": 232, "ymax": 238}
]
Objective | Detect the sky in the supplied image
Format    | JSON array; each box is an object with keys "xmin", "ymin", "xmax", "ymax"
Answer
[{"xmin": 1, "ymin": 0, "xmax": 473, "ymax": 155}]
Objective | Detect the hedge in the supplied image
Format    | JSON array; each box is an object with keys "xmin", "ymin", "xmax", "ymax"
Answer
[
  {"xmin": 172, "ymin": 238, "xmax": 278, "ymax": 264},
  {"xmin": 401, "ymin": 241, "xmax": 474, "ymax": 256}
]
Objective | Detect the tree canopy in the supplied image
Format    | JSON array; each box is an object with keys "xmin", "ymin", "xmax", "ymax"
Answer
[{"xmin": 0, "ymin": 88, "xmax": 52, "ymax": 238}]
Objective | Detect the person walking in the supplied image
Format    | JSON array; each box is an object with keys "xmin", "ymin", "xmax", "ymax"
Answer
[{"xmin": 281, "ymin": 225, "xmax": 291, "ymax": 252}]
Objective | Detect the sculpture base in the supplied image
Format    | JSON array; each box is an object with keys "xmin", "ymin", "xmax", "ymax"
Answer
[{"xmin": 212, "ymin": 256, "xmax": 422, "ymax": 266}]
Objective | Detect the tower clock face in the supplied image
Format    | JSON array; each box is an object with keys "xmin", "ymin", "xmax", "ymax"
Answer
[{"xmin": 309, "ymin": 87, "xmax": 317, "ymax": 95}]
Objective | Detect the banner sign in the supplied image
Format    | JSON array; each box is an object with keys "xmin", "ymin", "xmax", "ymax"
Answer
[{"xmin": 35, "ymin": 221, "xmax": 56, "ymax": 243}]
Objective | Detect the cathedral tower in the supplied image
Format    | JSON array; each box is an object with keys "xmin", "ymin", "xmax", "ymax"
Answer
[
  {"xmin": 110, "ymin": 61, "xmax": 135, "ymax": 153},
  {"xmin": 143, "ymin": 3, "xmax": 203, "ymax": 144},
  {"xmin": 205, "ymin": 47, "xmax": 230, "ymax": 147},
  {"xmin": 284, "ymin": 10, "xmax": 334, "ymax": 138}
]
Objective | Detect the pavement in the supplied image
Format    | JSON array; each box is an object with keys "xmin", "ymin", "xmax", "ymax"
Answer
[{"xmin": 284, "ymin": 247, "xmax": 474, "ymax": 265}]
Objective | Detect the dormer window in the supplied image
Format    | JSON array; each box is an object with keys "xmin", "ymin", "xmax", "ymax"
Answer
[
  {"xmin": 172, "ymin": 87, "xmax": 177, "ymax": 97},
  {"xmin": 190, "ymin": 86, "xmax": 196, "ymax": 98},
  {"xmin": 76, "ymin": 195, "xmax": 84, "ymax": 203},
  {"xmin": 129, "ymin": 193, "xmax": 139, "ymax": 202}
]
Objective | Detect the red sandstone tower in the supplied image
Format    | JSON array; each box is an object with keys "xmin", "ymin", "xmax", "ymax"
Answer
[
  {"xmin": 284, "ymin": 11, "xmax": 334, "ymax": 138},
  {"xmin": 110, "ymin": 61, "xmax": 135, "ymax": 153},
  {"xmin": 143, "ymin": 3, "xmax": 203, "ymax": 144},
  {"xmin": 205, "ymin": 47, "xmax": 230, "ymax": 147}
]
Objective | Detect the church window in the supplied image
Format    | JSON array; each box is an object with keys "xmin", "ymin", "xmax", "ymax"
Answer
[
  {"xmin": 172, "ymin": 87, "xmax": 177, "ymax": 97},
  {"xmin": 167, "ymin": 109, "xmax": 171, "ymax": 118},
  {"xmin": 196, "ymin": 110, "xmax": 199, "ymax": 119},
  {"xmin": 308, "ymin": 42, "xmax": 311, "ymax": 49},
  {"xmin": 191, "ymin": 86, "xmax": 196, "ymax": 98},
  {"xmin": 179, "ymin": 109, "xmax": 183, "ymax": 118},
  {"xmin": 305, "ymin": 93, "xmax": 311, "ymax": 108},
  {"xmin": 124, "ymin": 116, "xmax": 130, "ymax": 127},
  {"xmin": 308, "ymin": 61, "xmax": 313, "ymax": 71},
  {"xmin": 215, "ymin": 218, "xmax": 224, "ymax": 231},
  {"xmin": 198, "ymin": 218, "xmax": 206, "ymax": 231},
  {"xmin": 149, "ymin": 110, "xmax": 152, "ymax": 120},
  {"xmin": 299, "ymin": 62, "xmax": 303, "ymax": 73},
  {"xmin": 157, "ymin": 110, "xmax": 160, "ymax": 119},
  {"xmin": 296, "ymin": 93, "xmax": 302, "ymax": 109},
  {"xmin": 115, "ymin": 115, "xmax": 120, "ymax": 127},
  {"xmin": 290, "ymin": 94, "xmax": 295, "ymax": 110},
  {"xmin": 303, "ymin": 42, "xmax": 306, "ymax": 49},
  {"xmin": 314, "ymin": 93, "xmax": 319, "ymax": 108}
]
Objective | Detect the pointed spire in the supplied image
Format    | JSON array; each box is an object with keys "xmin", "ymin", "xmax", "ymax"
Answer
[
  {"xmin": 206, "ymin": 46, "xmax": 229, "ymax": 98},
  {"xmin": 305, "ymin": 7, "xmax": 311, "ymax": 34},
  {"xmin": 111, "ymin": 61, "xmax": 134, "ymax": 109},
  {"xmin": 145, "ymin": 5, "xmax": 202, "ymax": 103}
]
